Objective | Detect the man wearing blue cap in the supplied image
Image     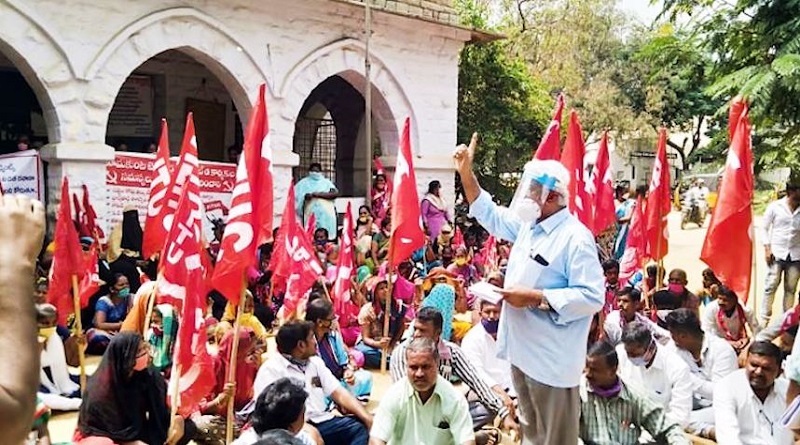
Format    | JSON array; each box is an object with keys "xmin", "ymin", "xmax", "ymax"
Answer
[{"xmin": 454, "ymin": 134, "xmax": 604, "ymax": 444}]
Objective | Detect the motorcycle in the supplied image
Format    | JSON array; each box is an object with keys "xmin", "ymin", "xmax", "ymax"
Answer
[{"xmin": 681, "ymin": 197, "xmax": 706, "ymax": 229}]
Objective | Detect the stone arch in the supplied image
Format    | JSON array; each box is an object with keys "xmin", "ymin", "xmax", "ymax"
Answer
[
  {"xmin": 279, "ymin": 38, "xmax": 417, "ymax": 157},
  {"xmin": 0, "ymin": 1, "xmax": 80, "ymax": 143},
  {"xmin": 83, "ymin": 7, "xmax": 270, "ymax": 143}
]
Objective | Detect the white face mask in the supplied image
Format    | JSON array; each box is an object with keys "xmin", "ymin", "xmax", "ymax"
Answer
[{"xmin": 514, "ymin": 198, "xmax": 541, "ymax": 223}]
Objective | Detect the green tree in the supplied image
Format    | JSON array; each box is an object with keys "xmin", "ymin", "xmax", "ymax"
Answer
[
  {"xmin": 455, "ymin": 0, "xmax": 552, "ymax": 205},
  {"xmin": 660, "ymin": 0, "xmax": 800, "ymax": 173}
]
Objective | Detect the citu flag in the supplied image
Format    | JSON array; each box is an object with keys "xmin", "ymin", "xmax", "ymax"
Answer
[
  {"xmin": 560, "ymin": 110, "xmax": 593, "ymax": 230},
  {"xmin": 389, "ymin": 118, "xmax": 425, "ymax": 266},
  {"xmin": 142, "ymin": 119, "xmax": 173, "ymax": 260},
  {"xmin": 158, "ymin": 145, "xmax": 215, "ymax": 416},
  {"xmin": 277, "ymin": 184, "xmax": 324, "ymax": 317},
  {"xmin": 332, "ymin": 203, "xmax": 359, "ymax": 320},
  {"xmin": 48, "ymin": 176, "xmax": 85, "ymax": 325},
  {"xmin": 78, "ymin": 244, "xmax": 102, "ymax": 308},
  {"xmin": 212, "ymin": 84, "xmax": 274, "ymax": 305},
  {"xmin": 533, "ymin": 94, "xmax": 565, "ymax": 160},
  {"xmin": 645, "ymin": 129, "xmax": 671, "ymax": 260},
  {"xmin": 480, "ymin": 235, "xmax": 498, "ymax": 273},
  {"xmin": 619, "ymin": 196, "xmax": 646, "ymax": 285},
  {"xmin": 269, "ymin": 188, "xmax": 296, "ymax": 295},
  {"xmin": 588, "ymin": 131, "xmax": 616, "ymax": 236},
  {"xmin": 701, "ymin": 99, "xmax": 754, "ymax": 302}
]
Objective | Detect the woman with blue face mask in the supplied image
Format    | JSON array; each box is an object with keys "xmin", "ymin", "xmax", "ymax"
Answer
[{"xmin": 86, "ymin": 273, "xmax": 131, "ymax": 355}]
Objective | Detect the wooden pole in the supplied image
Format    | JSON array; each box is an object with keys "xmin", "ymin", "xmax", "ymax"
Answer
[
  {"xmin": 751, "ymin": 208, "xmax": 758, "ymax": 314},
  {"xmin": 225, "ymin": 281, "xmax": 247, "ymax": 444},
  {"xmin": 364, "ymin": 0, "xmax": 373, "ymax": 200},
  {"xmin": 142, "ymin": 283, "xmax": 158, "ymax": 336},
  {"xmin": 319, "ymin": 278, "xmax": 333, "ymax": 302},
  {"xmin": 70, "ymin": 275, "xmax": 87, "ymax": 392},
  {"xmin": 380, "ymin": 254, "xmax": 394, "ymax": 374}
]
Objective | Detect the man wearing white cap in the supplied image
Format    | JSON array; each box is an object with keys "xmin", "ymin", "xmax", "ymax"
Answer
[{"xmin": 454, "ymin": 134, "xmax": 604, "ymax": 444}]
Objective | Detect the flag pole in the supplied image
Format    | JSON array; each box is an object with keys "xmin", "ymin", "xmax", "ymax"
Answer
[
  {"xmin": 381, "ymin": 255, "xmax": 394, "ymax": 374},
  {"xmin": 225, "ymin": 277, "xmax": 247, "ymax": 444},
  {"xmin": 751, "ymin": 207, "xmax": 758, "ymax": 312},
  {"xmin": 70, "ymin": 275, "xmax": 87, "ymax": 392},
  {"xmin": 364, "ymin": 0, "xmax": 373, "ymax": 201},
  {"xmin": 142, "ymin": 282, "xmax": 159, "ymax": 335},
  {"xmin": 318, "ymin": 277, "xmax": 333, "ymax": 302}
]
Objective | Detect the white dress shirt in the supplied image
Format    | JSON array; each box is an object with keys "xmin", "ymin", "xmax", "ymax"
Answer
[
  {"xmin": 702, "ymin": 300, "xmax": 761, "ymax": 341},
  {"xmin": 252, "ymin": 355, "xmax": 341, "ymax": 424},
  {"xmin": 460, "ymin": 322, "xmax": 515, "ymax": 396},
  {"xmin": 603, "ymin": 311, "xmax": 671, "ymax": 347},
  {"xmin": 714, "ymin": 369, "xmax": 793, "ymax": 445},
  {"xmin": 665, "ymin": 334, "xmax": 738, "ymax": 404},
  {"xmin": 760, "ymin": 197, "xmax": 800, "ymax": 261},
  {"xmin": 617, "ymin": 343, "xmax": 693, "ymax": 427},
  {"xmin": 470, "ymin": 194, "xmax": 604, "ymax": 388}
]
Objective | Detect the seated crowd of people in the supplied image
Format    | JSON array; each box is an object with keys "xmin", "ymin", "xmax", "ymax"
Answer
[{"xmin": 26, "ymin": 180, "xmax": 800, "ymax": 445}]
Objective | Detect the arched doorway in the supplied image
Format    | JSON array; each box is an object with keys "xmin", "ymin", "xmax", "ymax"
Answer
[
  {"xmin": 0, "ymin": 50, "xmax": 48, "ymax": 154},
  {"xmin": 106, "ymin": 49, "xmax": 244, "ymax": 161},
  {"xmin": 293, "ymin": 75, "xmax": 379, "ymax": 197}
]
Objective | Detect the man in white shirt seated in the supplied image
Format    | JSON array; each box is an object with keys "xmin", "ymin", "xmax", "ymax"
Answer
[
  {"xmin": 252, "ymin": 321, "xmax": 373, "ymax": 445},
  {"xmin": 461, "ymin": 297, "xmax": 515, "ymax": 429},
  {"xmin": 604, "ymin": 287, "xmax": 670, "ymax": 346},
  {"xmin": 663, "ymin": 308, "xmax": 738, "ymax": 438},
  {"xmin": 370, "ymin": 337, "xmax": 476, "ymax": 445},
  {"xmin": 714, "ymin": 341, "xmax": 793, "ymax": 444},
  {"xmin": 617, "ymin": 321, "xmax": 693, "ymax": 428}
]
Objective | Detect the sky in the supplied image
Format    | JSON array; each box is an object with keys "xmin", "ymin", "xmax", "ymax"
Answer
[{"xmin": 618, "ymin": 0, "xmax": 663, "ymax": 25}]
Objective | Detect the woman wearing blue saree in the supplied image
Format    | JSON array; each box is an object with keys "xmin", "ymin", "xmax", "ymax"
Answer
[{"xmin": 295, "ymin": 162, "xmax": 339, "ymax": 240}]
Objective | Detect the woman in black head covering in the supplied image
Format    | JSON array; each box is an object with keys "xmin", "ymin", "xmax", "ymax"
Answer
[
  {"xmin": 108, "ymin": 207, "xmax": 145, "ymax": 293},
  {"xmin": 76, "ymin": 332, "xmax": 176, "ymax": 444}
]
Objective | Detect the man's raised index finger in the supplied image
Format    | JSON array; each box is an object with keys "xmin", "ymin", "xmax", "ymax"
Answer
[{"xmin": 469, "ymin": 132, "xmax": 479, "ymax": 153}]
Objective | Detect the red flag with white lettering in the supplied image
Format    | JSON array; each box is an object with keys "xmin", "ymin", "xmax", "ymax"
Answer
[
  {"xmin": 158, "ymin": 139, "xmax": 216, "ymax": 415},
  {"xmin": 142, "ymin": 119, "xmax": 173, "ymax": 260},
  {"xmin": 561, "ymin": 110, "xmax": 593, "ymax": 230},
  {"xmin": 619, "ymin": 197, "xmax": 646, "ymax": 284},
  {"xmin": 305, "ymin": 213, "xmax": 317, "ymax": 241},
  {"xmin": 701, "ymin": 100, "xmax": 754, "ymax": 302},
  {"xmin": 268, "ymin": 188, "xmax": 295, "ymax": 295},
  {"xmin": 389, "ymin": 118, "xmax": 425, "ymax": 266},
  {"xmin": 533, "ymin": 95, "xmax": 565, "ymax": 160},
  {"xmin": 588, "ymin": 131, "xmax": 616, "ymax": 236},
  {"xmin": 645, "ymin": 129, "xmax": 671, "ymax": 260},
  {"xmin": 280, "ymin": 186, "xmax": 325, "ymax": 316},
  {"xmin": 81, "ymin": 185, "xmax": 104, "ymax": 244},
  {"xmin": 332, "ymin": 203, "xmax": 359, "ymax": 319},
  {"xmin": 212, "ymin": 84, "xmax": 274, "ymax": 305},
  {"xmin": 48, "ymin": 176, "xmax": 86, "ymax": 324},
  {"xmin": 480, "ymin": 235, "xmax": 498, "ymax": 273}
]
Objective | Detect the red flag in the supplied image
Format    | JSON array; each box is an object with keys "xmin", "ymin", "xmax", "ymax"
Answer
[
  {"xmin": 701, "ymin": 102, "xmax": 754, "ymax": 302},
  {"xmin": 587, "ymin": 131, "xmax": 616, "ymax": 236},
  {"xmin": 212, "ymin": 84, "xmax": 274, "ymax": 304},
  {"xmin": 268, "ymin": 189, "xmax": 296, "ymax": 294},
  {"xmin": 72, "ymin": 193, "xmax": 84, "ymax": 236},
  {"xmin": 305, "ymin": 213, "xmax": 317, "ymax": 240},
  {"xmin": 389, "ymin": 118, "xmax": 425, "ymax": 266},
  {"xmin": 374, "ymin": 157, "xmax": 387, "ymax": 176},
  {"xmin": 157, "ymin": 135, "xmax": 215, "ymax": 417},
  {"xmin": 48, "ymin": 176, "xmax": 85, "ymax": 324},
  {"xmin": 78, "ymin": 245, "xmax": 102, "ymax": 308},
  {"xmin": 729, "ymin": 96, "xmax": 746, "ymax": 142},
  {"xmin": 645, "ymin": 129, "xmax": 671, "ymax": 260},
  {"xmin": 533, "ymin": 95, "xmax": 565, "ymax": 160},
  {"xmin": 332, "ymin": 203, "xmax": 359, "ymax": 320},
  {"xmin": 279, "ymin": 186, "xmax": 325, "ymax": 316},
  {"xmin": 142, "ymin": 119, "xmax": 173, "ymax": 260},
  {"xmin": 480, "ymin": 235, "xmax": 498, "ymax": 273},
  {"xmin": 619, "ymin": 197, "xmax": 646, "ymax": 284},
  {"xmin": 81, "ymin": 185, "xmax": 104, "ymax": 243},
  {"xmin": 561, "ymin": 110, "xmax": 593, "ymax": 230}
]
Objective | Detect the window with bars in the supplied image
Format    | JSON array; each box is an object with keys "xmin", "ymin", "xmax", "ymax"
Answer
[{"xmin": 294, "ymin": 117, "xmax": 337, "ymax": 183}]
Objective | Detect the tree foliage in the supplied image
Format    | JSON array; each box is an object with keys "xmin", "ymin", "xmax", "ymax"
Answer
[{"xmin": 455, "ymin": 0, "xmax": 552, "ymax": 205}]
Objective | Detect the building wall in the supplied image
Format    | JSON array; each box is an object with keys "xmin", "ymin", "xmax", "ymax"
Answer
[{"xmin": 0, "ymin": 0, "xmax": 469, "ymax": 229}]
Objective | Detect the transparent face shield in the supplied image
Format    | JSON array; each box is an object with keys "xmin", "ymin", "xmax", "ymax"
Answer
[{"xmin": 509, "ymin": 161, "xmax": 557, "ymax": 222}]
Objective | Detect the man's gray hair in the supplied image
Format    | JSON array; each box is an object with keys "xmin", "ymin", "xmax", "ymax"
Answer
[
  {"xmin": 405, "ymin": 336, "xmax": 440, "ymax": 362},
  {"xmin": 620, "ymin": 321, "xmax": 654, "ymax": 348}
]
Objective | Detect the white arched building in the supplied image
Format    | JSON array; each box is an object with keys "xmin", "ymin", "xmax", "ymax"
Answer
[{"xmin": 0, "ymin": 0, "xmax": 484, "ymax": 228}]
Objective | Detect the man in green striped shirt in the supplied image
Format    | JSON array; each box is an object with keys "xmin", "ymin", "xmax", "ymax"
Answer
[{"xmin": 579, "ymin": 341, "xmax": 690, "ymax": 445}]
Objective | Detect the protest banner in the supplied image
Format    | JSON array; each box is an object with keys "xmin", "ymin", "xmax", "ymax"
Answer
[{"xmin": 0, "ymin": 149, "xmax": 44, "ymax": 200}]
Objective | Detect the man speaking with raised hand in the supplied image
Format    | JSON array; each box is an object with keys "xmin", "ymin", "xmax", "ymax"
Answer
[{"xmin": 454, "ymin": 134, "xmax": 604, "ymax": 445}]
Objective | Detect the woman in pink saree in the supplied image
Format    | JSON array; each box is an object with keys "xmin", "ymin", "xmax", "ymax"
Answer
[{"xmin": 421, "ymin": 180, "xmax": 451, "ymax": 239}]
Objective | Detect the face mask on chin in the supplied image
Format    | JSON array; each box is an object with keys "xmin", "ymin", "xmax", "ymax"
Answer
[
  {"xmin": 667, "ymin": 283, "xmax": 685, "ymax": 295},
  {"xmin": 514, "ymin": 198, "xmax": 542, "ymax": 223},
  {"xmin": 481, "ymin": 318, "xmax": 499, "ymax": 335}
]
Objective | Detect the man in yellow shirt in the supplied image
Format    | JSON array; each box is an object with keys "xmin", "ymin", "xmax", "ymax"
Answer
[{"xmin": 370, "ymin": 337, "xmax": 475, "ymax": 445}]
